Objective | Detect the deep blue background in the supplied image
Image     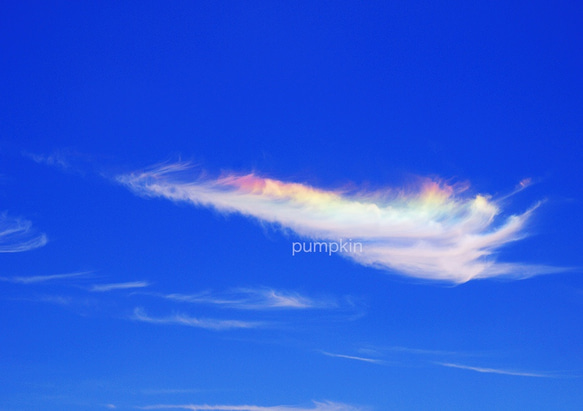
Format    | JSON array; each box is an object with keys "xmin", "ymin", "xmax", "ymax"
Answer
[{"xmin": 1, "ymin": 1, "xmax": 582, "ymax": 410}]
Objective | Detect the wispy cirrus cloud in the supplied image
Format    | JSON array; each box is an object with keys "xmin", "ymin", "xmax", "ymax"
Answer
[
  {"xmin": 323, "ymin": 346, "xmax": 560, "ymax": 378},
  {"xmin": 118, "ymin": 162, "xmax": 562, "ymax": 283},
  {"xmin": 161, "ymin": 288, "xmax": 335, "ymax": 310},
  {"xmin": 436, "ymin": 362, "xmax": 553, "ymax": 378},
  {"xmin": 320, "ymin": 351, "xmax": 386, "ymax": 365},
  {"xmin": 131, "ymin": 307, "xmax": 263, "ymax": 331},
  {"xmin": 0, "ymin": 271, "xmax": 91, "ymax": 284},
  {"xmin": 0, "ymin": 213, "xmax": 47, "ymax": 253},
  {"xmin": 89, "ymin": 281, "xmax": 150, "ymax": 292},
  {"xmin": 357, "ymin": 345, "xmax": 467, "ymax": 359},
  {"xmin": 137, "ymin": 401, "xmax": 365, "ymax": 411}
]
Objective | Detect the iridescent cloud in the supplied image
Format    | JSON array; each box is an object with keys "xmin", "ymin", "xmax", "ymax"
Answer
[{"xmin": 119, "ymin": 162, "xmax": 561, "ymax": 283}]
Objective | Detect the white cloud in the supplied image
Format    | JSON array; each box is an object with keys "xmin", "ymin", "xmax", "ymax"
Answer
[
  {"xmin": 320, "ymin": 350, "xmax": 555, "ymax": 379},
  {"xmin": 0, "ymin": 271, "xmax": 91, "ymax": 284},
  {"xmin": 0, "ymin": 213, "xmax": 47, "ymax": 253},
  {"xmin": 320, "ymin": 347, "xmax": 559, "ymax": 379},
  {"xmin": 118, "ymin": 162, "xmax": 563, "ymax": 283},
  {"xmin": 320, "ymin": 351, "xmax": 385, "ymax": 365},
  {"xmin": 137, "ymin": 401, "xmax": 365, "ymax": 411},
  {"xmin": 90, "ymin": 281, "xmax": 150, "ymax": 292},
  {"xmin": 162, "ymin": 288, "xmax": 335, "ymax": 310},
  {"xmin": 131, "ymin": 307, "xmax": 263, "ymax": 331},
  {"xmin": 436, "ymin": 362, "xmax": 552, "ymax": 378},
  {"xmin": 358, "ymin": 345, "xmax": 462, "ymax": 357}
]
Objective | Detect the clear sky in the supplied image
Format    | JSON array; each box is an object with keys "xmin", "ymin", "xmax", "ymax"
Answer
[{"xmin": 1, "ymin": 1, "xmax": 582, "ymax": 410}]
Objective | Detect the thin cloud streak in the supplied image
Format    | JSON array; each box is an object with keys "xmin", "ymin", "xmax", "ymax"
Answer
[
  {"xmin": 162, "ymin": 288, "xmax": 335, "ymax": 310},
  {"xmin": 437, "ymin": 362, "xmax": 552, "ymax": 378},
  {"xmin": 90, "ymin": 281, "xmax": 150, "ymax": 292},
  {"xmin": 132, "ymin": 307, "xmax": 263, "ymax": 331},
  {"xmin": 359, "ymin": 345, "xmax": 463, "ymax": 357},
  {"xmin": 0, "ymin": 271, "xmax": 91, "ymax": 284},
  {"xmin": 137, "ymin": 400, "xmax": 364, "ymax": 411},
  {"xmin": 320, "ymin": 351, "xmax": 386, "ymax": 365},
  {"xmin": 0, "ymin": 213, "xmax": 47, "ymax": 253},
  {"xmin": 322, "ymin": 350, "xmax": 555, "ymax": 378},
  {"xmin": 140, "ymin": 388, "xmax": 205, "ymax": 395},
  {"xmin": 119, "ymin": 162, "xmax": 562, "ymax": 283}
]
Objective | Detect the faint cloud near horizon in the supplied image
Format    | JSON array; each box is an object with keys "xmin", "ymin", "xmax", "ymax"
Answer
[{"xmin": 136, "ymin": 400, "xmax": 366, "ymax": 411}]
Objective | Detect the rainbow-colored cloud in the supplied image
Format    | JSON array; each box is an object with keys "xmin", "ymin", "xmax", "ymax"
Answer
[{"xmin": 119, "ymin": 162, "xmax": 560, "ymax": 283}]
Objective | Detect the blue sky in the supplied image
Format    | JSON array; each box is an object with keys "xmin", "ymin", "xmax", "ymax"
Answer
[{"xmin": 1, "ymin": 1, "xmax": 582, "ymax": 410}]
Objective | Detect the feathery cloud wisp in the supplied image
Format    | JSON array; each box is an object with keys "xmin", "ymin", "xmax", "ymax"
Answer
[
  {"xmin": 90, "ymin": 281, "xmax": 150, "ymax": 292},
  {"xmin": 132, "ymin": 307, "xmax": 263, "ymax": 330},
  {"xmin": 0, "ymin": 213, "xmax": 47, "ymax": 253},
  {"xmin": 119, "ymin": 162, "xmax": 560, "ymax": 283},
  {"xmin": 162, "ymin": 288, "xmax": 335, "ymax": 310},
  {"xmin": 320, "ymin": 351, "xmax": 386, "ymax": 365},
  {"xmin": 436, "ymin": 362, "xmax": 552, "ymax": 378},
  {"xmin": 0, "ymin": 271, "xmax": 91, "ymax": 284}
]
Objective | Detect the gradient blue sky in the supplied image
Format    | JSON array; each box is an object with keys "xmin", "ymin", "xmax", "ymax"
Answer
[{"xmin": 1, "ymin": 1, "xmax": 582, "ymax": 410}]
